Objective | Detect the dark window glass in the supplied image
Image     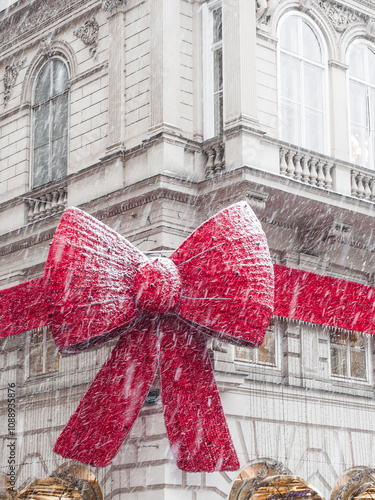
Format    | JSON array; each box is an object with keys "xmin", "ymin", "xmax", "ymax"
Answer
[{"xmin": 32, "ymin": 58, "xmax": 69, "ymax": 188}]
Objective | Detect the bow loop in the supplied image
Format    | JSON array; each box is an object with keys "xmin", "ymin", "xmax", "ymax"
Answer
[
  {"xmin": 44, "ymin": 208, "xmax": 146, "ymax": 353},
  {"xmin": 172, "ymin": 202, "xmax": 274, "ymax": 347}
]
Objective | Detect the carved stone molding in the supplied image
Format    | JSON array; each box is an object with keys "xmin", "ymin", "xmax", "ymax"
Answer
[
  {"xmin": 298, "ymin": 221, "xmax": 353, "ymax": 256},
  {"xmin": 0, "ymin": 0, "xmax": 85, "ymax": 50},
  {"xmin": 244, "ymin": 460, "xmax": 292, "ymax": 499},
  {"xmin": 314, "ymin": 0, "xmax": 367, "ymax": 33},
  {"xmin": 3, "ymin": 59, "xmax": 26, "ymax": 106},
  {"xmin": 256, "ymin": 0, "xmax": 276, "ymax": 26},
  {"xmin": 102, "ymin": 0, "xmax": 126, "ymax": 12},
  {"xmin": 335, "ymin": 469, "xmax": 375, "ymax": 500},
  {"xmin": 74, "ymin": 18, "xmax": 99, "ymax": 57}
]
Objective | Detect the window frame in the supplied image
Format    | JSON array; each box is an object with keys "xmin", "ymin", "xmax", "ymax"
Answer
[
  {"xmin": 347, "ymin": 40, "xmax": 375, "ymax": 170},
  {"xmin": 25, "ymin": 326, "xmax": 60, "ymax": 379},
  {"xmin": 277, "ymin": 12, "xmax": 330, "ymax": 154},
  {"xmin": 234, "ymin": 317, "xmax": 280, "ymax": 368},
  {"xmin": 202, "ymin": 0, "xmax": 224, "ymax": 140},
  {"xmin": 329, "ymin": 328, "xmax": 371, "ymax": 383},
  {"xmin": 31, "ymin": 56, "xmax": 70, "ymax": 189}
]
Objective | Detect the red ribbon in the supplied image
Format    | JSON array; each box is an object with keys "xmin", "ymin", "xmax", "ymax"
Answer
[
  {"xmin": 0, "ymin": 202, "xmax": 274, "ymax": 471},
  {"xmin": 2, "ymin": 202, "xmax": 374, "ymax": 471}
]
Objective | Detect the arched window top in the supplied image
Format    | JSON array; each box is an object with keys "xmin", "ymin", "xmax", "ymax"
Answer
[
  {"xmin": 279, "ymin": 15, "xmax": 322, "ymax": 64},
  {"xmin": 278, "ymin": 13, "xmax": 328, "ymax": 153},
  {"xmin": 347, "ymin": 41, "xmax": 375, "ymax": 169},
  {"xmin": 347, "ymin": 42, "xmax": 375, "ymax": 84},
  {"xmin": 34, "ymin": 58, "xmax": 69, "ymax": 104}
]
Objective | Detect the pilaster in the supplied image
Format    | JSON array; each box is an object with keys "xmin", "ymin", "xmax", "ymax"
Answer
[
  {"xmin": 223, "ymin": 0, "xmax": 258, "ymax": 130},
  {"xmin": 150, "ymin": 0, "xmax": 181, "ymax": 134},
  {"xmin": 106, "ymin": 5, "xmax": 126, "ymax": 151}
]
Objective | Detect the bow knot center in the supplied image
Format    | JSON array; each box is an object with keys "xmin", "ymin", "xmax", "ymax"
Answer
[{"xmin": 134, "ymin": 258, "xmax": 182, "ymax": 316}]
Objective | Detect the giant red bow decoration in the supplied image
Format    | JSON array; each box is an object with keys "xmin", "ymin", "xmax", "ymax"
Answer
[{"xmin": 0, "ymin": 202, "xmax": 275, "ymax": 471}]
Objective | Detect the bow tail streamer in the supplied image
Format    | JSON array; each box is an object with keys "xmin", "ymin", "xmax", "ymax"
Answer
[
  {"xmin": 159, "ymin": 317, "xmax": 239, "ymax": 472},
  {"xmin": 53, "ymin": 320, "xmax": 159, "ymax": 467}
]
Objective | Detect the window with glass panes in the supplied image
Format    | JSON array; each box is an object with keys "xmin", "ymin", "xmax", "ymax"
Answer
[
  {"xmin": 330, "ymin": 329, "xmax": 368, "ymax": 381},
  {"xmin": 279, "ymin": 15, "xmax": 327, "ymax": 153},
  {"xmin": 235, "ymin": 317, "xmax": 277, "ymax": 366},
  {"xmin": 203, "ymin": 2, "xmax": 223, "ymax": 139},
  {"xmin": 212, "ymin": 7, "xmax": 223, "ymax": 137},
  {"xmin": 32, "ymin": 58, "xmax": 69, "ymax": 188},
  {"xmin": 28, "ymin": 327, "xmax": 59, "ymax": 377},
  {"xmin": 348, "ymin": 43, "xmax": 375, "ymax": 170}
]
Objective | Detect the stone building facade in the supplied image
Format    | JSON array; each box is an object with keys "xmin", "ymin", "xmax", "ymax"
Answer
[{"xmin": 1, "ymin": 0, "xmax": 375, "ymax": 499}]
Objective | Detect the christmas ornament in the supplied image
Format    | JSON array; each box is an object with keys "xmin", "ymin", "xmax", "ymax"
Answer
[{"xmin": 0, "ymin": 202, "xmax": 274, "ymax": 471}]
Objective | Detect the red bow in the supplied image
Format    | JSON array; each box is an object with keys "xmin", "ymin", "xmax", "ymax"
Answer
[{"xmin": 0, "ymin": 202, "xmax": 274, "ymax": 471}]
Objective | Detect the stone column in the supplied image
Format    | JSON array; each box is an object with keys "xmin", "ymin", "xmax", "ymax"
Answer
[
  {"xmin": 150, "ymin": 0, "xmax": 181, "ymax": 133},
  {"xmin": 223, "ymin": 0, "xmax": 258, "ymax": 130}
]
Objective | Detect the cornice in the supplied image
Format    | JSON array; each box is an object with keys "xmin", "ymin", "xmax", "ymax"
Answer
[
  {"xmin": 89, "ymin": 187, "xmax": 198, "ymax": 222},
  {"xmin": 0, "ymin": 227, "xmax": 57, "ymax": 257}
]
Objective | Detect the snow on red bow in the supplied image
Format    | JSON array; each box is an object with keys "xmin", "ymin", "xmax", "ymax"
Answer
[{"xmin": 0, "ymin": 202, "xmax": 275, "ymax": 471}]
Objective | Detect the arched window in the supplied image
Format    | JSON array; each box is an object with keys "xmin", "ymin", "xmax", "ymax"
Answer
[
  {"xmin": 347, "ymin": 42, "xmax": 375, "ymax": 169},
  {"xmin": 279, "ymin": 15, "xmax": 327, "ymax": 153},
  {"xmin": 32, "ymin": 58, "xmax": 69, "ymax": 188}
]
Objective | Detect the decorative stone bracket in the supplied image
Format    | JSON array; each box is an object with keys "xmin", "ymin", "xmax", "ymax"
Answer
[
  {"xmin": 3, "ymin": 59, "xmax": 26, "ymax": 106},
  {"xmin": 74, "ymin": 18, "xmax": 99, "ymax": 57}
]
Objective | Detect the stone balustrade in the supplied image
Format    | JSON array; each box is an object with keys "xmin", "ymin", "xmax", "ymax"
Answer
[
  {"xmin": 350, "ymin": 169, "xmax": 375, "ymax": 201},
  {"xmin": 26, "ymin": 186, "xmax": 68, "ymax": 223},
  {"xmin": 279, "ymin": 146, "xmax": 334, "ymax": 190},
  {"xmin": 203, "ymin": 138, "xmax": 225, "ymax": 178}
]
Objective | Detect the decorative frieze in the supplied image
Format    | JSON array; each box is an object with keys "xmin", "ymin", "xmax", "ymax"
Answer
[
  {"xmin": 102, "ymin": 0, "xmax": 126, "ymax": 12},
  {"xmin": 256, "ymin": 0, "xmax": 273, "ymax": 25},
  {"xmin": 74, "ymin": 18, "xmax": 99, "ymax": 57},
  {"xmin": 298, "ymin": 221, "xmax": 353, "ymax": 256},
  {"xmin": 0, "ymin": 0, "xmax": 84, "ymax": 49},
  {"xmin": 3, "ymin": 59, "xmax": 26, "ymax": 105},
  {"xmin": 314, "ymin": 0, "xmax": 366, "ymax": 33}
]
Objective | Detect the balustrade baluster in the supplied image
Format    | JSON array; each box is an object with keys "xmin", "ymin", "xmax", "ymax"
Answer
[
  {"xmin": 294, "ymin": 154, "xmax": 302, "ymax": 181},
  {"xmin": 205, "ymin": 147, "xmax": 215, "ymax": 178},
  {"xmin": 363, "ymin": 176, "xmax": 372, "ymax": 199},
  {"xmin": 351, "ymin": 171, "xmax": 358, "ymax": 197},
  {"xmin": 301, "ymin": 156, "xmax": 310, "ymax": 183},
  {"xmin": 27, "ymin": 200, "xmax": 35, "ymax": 223},
  {"xmin": 324, "ymin": 162, "xmax": 333, "ymax": 190},
  {"xmin": 357, "ymin": 174, "xmax": 365, "ymax": 198},
  {"xmin": 316, "ymin": 161, "xmax": 325, "ymax": 187},
  {"xmin": 45, "ymin": 193, "xmax": 53, "ymax": 215},
  {"xmin": 309, "ymin": 158, "xmax": 318, "ymax": 186},
  {"xmin": 371, "ymin": 177, "xmax": 375, "ymax": 201},
  {"xmin": 57, "ymin": 187, "xmax": 66, "ymax": 210},
  {"xmin": 280, "ymin": 149, "xmax": 287, "ymax": 175},
  {"xmin": 286, "ymin": 151, "xmax": 295, "ymax": 177}
]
